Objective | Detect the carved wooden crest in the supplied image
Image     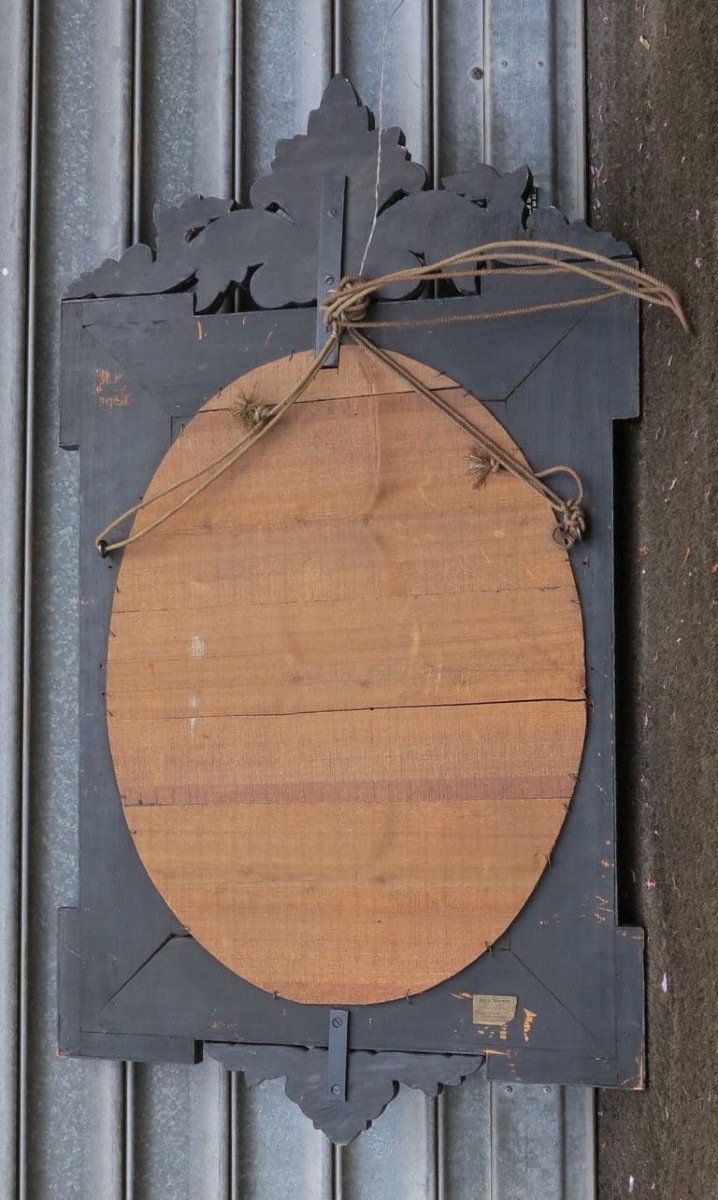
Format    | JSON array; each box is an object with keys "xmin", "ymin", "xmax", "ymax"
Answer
[
  {"xmin": 59, "ymin": 77, "xmax": 643, "ymax": 1143},
  {"xmin": 68, "ymin": 74, "xmax": 627, "ymax": 313}
]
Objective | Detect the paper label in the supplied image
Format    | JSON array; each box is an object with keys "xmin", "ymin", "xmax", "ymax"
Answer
[{"xmin": 471, "ymin": 994, "xmax": 518, "ymax": 1026}]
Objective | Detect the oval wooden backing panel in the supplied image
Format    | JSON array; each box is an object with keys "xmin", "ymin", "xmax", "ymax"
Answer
[{"xmin": 107, "ymin": 347, "xmax": 586, "ymax": 1005}]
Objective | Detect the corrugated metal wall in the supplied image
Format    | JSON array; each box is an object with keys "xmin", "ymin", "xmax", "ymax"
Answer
[{"xmin": 0, "ymin": 2, "xmax": 594, "ymax": 1196}]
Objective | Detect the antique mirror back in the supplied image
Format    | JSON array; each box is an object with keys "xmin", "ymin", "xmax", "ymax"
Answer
[{"xmin": 107, "ymin": 346, "xmax": 586, "ymax": 1005}]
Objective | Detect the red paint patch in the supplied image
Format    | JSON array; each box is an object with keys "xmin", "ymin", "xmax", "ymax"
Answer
[{"xmin": 96, "ymin": 366, "xmax": 131, "ymax": 407}]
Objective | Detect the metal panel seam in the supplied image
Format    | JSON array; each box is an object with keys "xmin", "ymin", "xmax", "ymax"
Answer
[{"xmin": 0, "ymin": 2, "xmax": 32, "ymax": 1197}]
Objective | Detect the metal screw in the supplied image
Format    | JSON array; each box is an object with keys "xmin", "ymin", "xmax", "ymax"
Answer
[
  {"xmin": 324, "ymin": 274, "xmax": 335, "ymax": 286},
  {"xmin": 327, "ymin": 206, "xmax": 338, "ymax": 217},
  {"xmin": 505, "ymin": 1085, "xmax": 513, "ymax": 1094},
  {"xmin": 544, "ymin": 1085, "xmax": 551, "ymax": 1093},
  {"xmin": 331, "ymin": 1016, "xmax": 343, "ymax": 1028},
  {"xmin": 331, "ymin": 1084, "xmax": 341, "ymax": 1095},
  {"xmin": 470, "ymin": 66, "xmax": 484, "ymax": 80}
]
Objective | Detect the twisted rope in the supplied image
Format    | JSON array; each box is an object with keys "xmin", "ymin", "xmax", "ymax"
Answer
[
  {"xmin": 95, "ymin": 240, "xmax": 687, "ymax": 555},
  {"xmin": 96, "ymin": 334, "xmax": 338, "ymax": 554}
]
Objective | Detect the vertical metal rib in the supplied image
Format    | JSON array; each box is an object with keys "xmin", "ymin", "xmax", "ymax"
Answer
[
  {"xmin": 131, "ymin": 0, "xmax": 144, "ymax": 244},
  {"xmin": 123, "ymin": 1062, "xmax": 135, "ymax": 1200},
  {"xmin": 434, "ymin": 1092, "xmax": 446, "ymax": 1200},
  {"xmin": 483, "ymin": 0, "xmax": 493, "ymax": 164},
  {"xmin": 333, "ymin": 0, "xmax": 344, "ymax": 77},
  {"xmin": 428, "ymin": 0, "xmax": 439, "ymax": 186},
  {"xmin": 333, "ymin": 1141, "xmax": 344, "ymax": 1200},
  {"xmin": 548, "ymin": 0, "xmax": 560, "ymax": 203},
  {"xmin": 220, "ymin": 1070, "xmax": 232, "ymax": 1200},
  {"xmin": 229, "ymin": 1071, "xmax": 240, "ymax": 1200},
  {"xmin": 16, "ymin": 5, "xmax": 40, "ymax": 1198},
  {"xmin": 423, "ymin": 1092, "xmax": 438, "ymax": 1200},
  {"xmin": 572, "ymin": 0, "xmax": 587, "ymax": 217},
  {"xmin": 233, "ymin": 0, "xmax": 243, "ymax": 202},
  {"xmin": 428, "ymin": 0, "xmax": 439, "ymax": 309},
  {"xmin": 489, "ymin": 1080, "xmax": 497, "ymax": 1200}
]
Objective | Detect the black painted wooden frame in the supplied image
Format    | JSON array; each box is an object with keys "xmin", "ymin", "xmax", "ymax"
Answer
[{"xmin": 58, "ymin": 78, "xmax": 643, "ymax": 1143}]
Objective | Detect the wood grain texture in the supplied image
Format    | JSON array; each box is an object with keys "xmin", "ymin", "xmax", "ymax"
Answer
[
  {"xmin": 107, "ymin": 346, "xmax": 586, "ymax": 1005},
  {"xmin": 201, "ymin": 346, "xmax": 456, "ymax": 409}
]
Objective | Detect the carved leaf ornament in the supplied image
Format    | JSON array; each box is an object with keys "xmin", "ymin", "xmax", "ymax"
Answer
[
  {"xmin": 67, "ymin": 76, "xmax": 628, "ymax": 313},
  {"xmin": 208, "ymin": 1044, "xmax": 484, "ymax": 1144}
]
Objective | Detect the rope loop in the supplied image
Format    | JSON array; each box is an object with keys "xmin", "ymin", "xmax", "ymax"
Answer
[
  {"xmin": 536, "ymin": 465, "xmax": 587, "ymax": 549},
  {"xmin": 94, "ymin": 240, "xmax": 687, "ymax": 555}
]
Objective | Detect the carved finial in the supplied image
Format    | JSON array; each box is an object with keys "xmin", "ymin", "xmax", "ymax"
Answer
[{"xmin": 318, "ymin": 75, "xmax": 362, "ymax": 109}]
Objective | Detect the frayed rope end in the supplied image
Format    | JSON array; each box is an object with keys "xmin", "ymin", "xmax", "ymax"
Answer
[
  {"xmin": 232, "ymin": 396, "xmax": 277, "ymax": 431},
  {"xmin": 469, "ymin": 447, "xmax": 504, "ymax": 489}
]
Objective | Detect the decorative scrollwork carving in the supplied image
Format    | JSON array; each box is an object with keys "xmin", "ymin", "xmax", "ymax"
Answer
[
  {"xmin": 66, "ymin": 75, "xmax": 629, "ymax": 313},
  {"xmin": 208, "ymin": 1043, "xmax": 484, "ymax": 1144}
]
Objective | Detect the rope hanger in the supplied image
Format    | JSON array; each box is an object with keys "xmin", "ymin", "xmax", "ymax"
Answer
[{"xmin": 95, "ymin": 240, "xmax": 687, "ymax": 556}]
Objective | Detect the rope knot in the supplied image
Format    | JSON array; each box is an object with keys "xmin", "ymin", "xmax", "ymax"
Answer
[
  {"xmin": 232, "ymin": 397, "xmax": 276, "ymax": 431},
  {"xmin": 468, "ymin": 447, "xmax": 503, "ymax": 488},
  {"xmin": 321, "ymin": 276, "xmax": 371, "ymax": 337},
  {"xmin": 554, "ymin": 499, "xmax": 587, "ymax": 549}
]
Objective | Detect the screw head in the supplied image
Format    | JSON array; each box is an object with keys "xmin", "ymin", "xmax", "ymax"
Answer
[
  {"xmin": 470, "ymin": 65, "xmax": 484, "ymax": 80},
  {"xmin": 324, "ymin": 274, "xmax": 335, "ymax": 286},
  {"xmin": 331, "ymin": 1084, "xmax": 341, "ymax": 1095},
  {"xmin": 505, "ymin": 1085, "xmax": 513, "ymax": 1094},
  {"xmin": 331, "ymin": 1016, "xmax": 343, "ymax": 1028},
  {"xmin": 327, "ymin": 206, "xmax": 338, "ymax": 217}
]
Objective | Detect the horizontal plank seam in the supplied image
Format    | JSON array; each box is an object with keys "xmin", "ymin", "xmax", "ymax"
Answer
[
  {"xmin": 203, "ymin": 382, "xmax": 464, "ymax": 409},
  {"xmin": 109, "ymin": 695, "xmax": 587, "ymax": 722},
  {"xmin": 112, "ymin": 585, "xmax": 578, "ymax": 615},
  {"xmin": 123, "ymin": 796, "xmax": 574, "ymax": 810}
]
